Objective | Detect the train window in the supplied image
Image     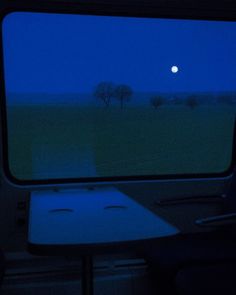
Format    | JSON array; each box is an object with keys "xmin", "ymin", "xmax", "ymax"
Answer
[{"xmin": 1, "ymin": 12, "xmax": 236, "ymax": 184}]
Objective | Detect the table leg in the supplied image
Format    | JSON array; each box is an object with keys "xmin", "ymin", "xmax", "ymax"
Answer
[{"xmin": 81, "ymin": 255, "xmax": 94, "ymax": 295}]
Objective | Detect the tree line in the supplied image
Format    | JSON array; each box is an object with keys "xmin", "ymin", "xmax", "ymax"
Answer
[
  {"xmin": 150, "ymin": 95, "xmax": 199, "ymax": 109},
  {"xmin": 94, "ymin": 81, "xmax": 236, "ymax": 110}
]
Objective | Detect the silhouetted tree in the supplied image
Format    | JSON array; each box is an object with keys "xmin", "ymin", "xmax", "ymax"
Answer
[
  {"xmin": 150, "ymin": 96, "xmax": 164, "ymax": 109},
  {"xmin": 114, "ymin": 85, "xmax": 133, "ymax": 109},
  {"xmin": 186, "ymin": 96, "xmax": 199, "ymax": 109},
  {"xmin": 94, "ymin": 82, "xmax": 115, "ymax": 107}
]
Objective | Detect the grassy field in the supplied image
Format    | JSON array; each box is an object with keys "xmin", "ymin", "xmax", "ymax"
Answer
[{"xmin": 7, "ymin": 104, "xmax": 236, "ymax": 180}]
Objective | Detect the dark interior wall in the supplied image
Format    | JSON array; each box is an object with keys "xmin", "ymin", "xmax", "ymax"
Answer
[
  {"xmin": 0, "ymin": 178, "xmax": 29, "ymax": 252},
  {"xmin": 1, "ymin": 0, "xmax": 236, "ymax": 16}
]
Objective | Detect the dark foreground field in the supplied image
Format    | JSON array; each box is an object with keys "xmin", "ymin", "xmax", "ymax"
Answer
[{"xmin": 6, "ymin": 105, "xmax": 236, "ymax": 180}]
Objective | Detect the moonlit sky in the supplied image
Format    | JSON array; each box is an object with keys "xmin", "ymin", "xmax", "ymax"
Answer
[{"xmin": 3, "ymin": 12, "xmax": 236, "ymax": 96}]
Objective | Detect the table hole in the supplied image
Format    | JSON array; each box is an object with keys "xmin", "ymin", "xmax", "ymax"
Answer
[
  {"xmin": 104, "ymin": 205, "xmax": 127, "ymax": 210},
  {"xmin": 49, "ymin": 208, "xmax": 74, "ymax": 213}
]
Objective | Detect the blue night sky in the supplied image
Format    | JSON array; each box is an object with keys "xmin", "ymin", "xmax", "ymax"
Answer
[{"xmin": 3, "ymin": 12, "xmax": 236, "ymax": 95}]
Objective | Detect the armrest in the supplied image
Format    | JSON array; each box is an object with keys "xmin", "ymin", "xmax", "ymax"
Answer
[
  {"xmin": 155, "ymin": 195, "xmax": 225, "ymax": 206},
  {"xmin": 195, "ymin": 213, "xmax": 236, "ymax": 227}
]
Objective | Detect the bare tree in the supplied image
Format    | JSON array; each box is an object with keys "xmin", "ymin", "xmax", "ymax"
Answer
[
  {"xmin": 150, "ymin": 96, "xmax": 165, "ymax": 109},
  {"xmin": 186, "ymin": 95, "xmax": 199, "ymax": 109},
  {"xmin": 94, "ymin": 82, "xmax": 115, "ymax": 107},
  {"xmin": 114, "ymin": 85, "xmax": 133, "ymax": 109}
]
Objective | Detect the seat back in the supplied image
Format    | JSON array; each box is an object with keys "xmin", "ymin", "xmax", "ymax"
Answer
[{"xmin": 175, "ymin": 262, "xmax": 236, "ymax": 295}]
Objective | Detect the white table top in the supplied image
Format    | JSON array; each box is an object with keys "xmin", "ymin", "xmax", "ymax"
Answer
[{"xmin": 28, "ymin": 187, "xmax": 179, "ymax": 253}]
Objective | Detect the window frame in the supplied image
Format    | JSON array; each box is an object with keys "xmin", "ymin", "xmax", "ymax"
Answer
[{"xmin": 1, "ymin": 1, "xmax": 236, "ymax": 186}]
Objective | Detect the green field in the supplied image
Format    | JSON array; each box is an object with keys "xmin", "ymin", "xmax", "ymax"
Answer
[{"xmin": 7, "ymin": 104, "xmax": 236, "ymax": 180}]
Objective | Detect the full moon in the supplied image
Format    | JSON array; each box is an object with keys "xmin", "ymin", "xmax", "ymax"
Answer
[{"xmin": 171, "ymin": 66, "xmax": 179, "ymax": 73}]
